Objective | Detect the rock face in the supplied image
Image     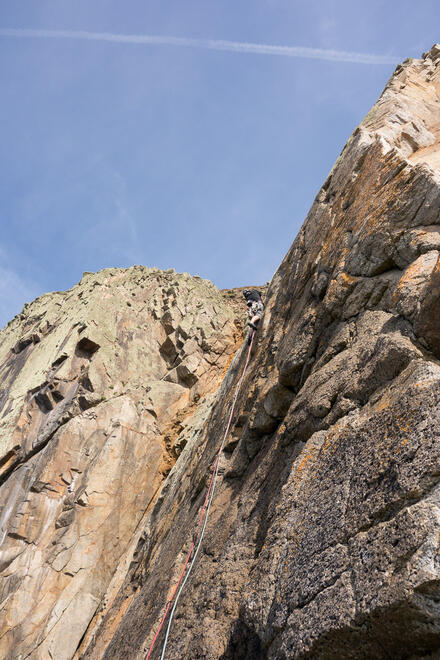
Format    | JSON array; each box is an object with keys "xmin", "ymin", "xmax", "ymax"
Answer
[
  {"xmin": 0, "ymin": 267, "xmax": 242, "ymax": 658},
  {"xmin": 1, "ymin": 45, "xmax": 440, "ymax": 660}
]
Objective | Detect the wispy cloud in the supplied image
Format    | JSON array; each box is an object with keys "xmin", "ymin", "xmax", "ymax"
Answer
[{"xmin": 0, "ymin": 28, "xmax": 401, "ymax": 65}]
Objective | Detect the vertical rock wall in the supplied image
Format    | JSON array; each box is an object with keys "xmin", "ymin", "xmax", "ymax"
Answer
[{"xmin": 80, "ymin": 46, "xmax": 440, "ymax": 659}]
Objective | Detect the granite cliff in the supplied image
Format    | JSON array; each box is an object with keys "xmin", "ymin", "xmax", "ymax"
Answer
[
  {"xmin": 0, "ymin": 268, "xmax": 243, "ymax": 658},
  {"xmin": 1, "ymin": 45, "xmax": 440, "ymax": 659}
]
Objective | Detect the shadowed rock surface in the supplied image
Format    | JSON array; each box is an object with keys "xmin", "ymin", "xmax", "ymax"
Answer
[{"xmin": 1, "ymin": 45, "xmax": 440, "ymax": 660}]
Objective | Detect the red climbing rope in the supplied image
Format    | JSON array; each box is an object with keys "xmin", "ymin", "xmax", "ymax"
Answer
[{"xmin": 145, "ymin": 330, "xmax": 256, "ymax": 660}]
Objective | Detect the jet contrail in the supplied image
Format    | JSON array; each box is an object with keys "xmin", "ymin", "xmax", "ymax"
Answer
[{"xmin": 0, "ymin": 28, "xmax": 401, "ymax": 65}]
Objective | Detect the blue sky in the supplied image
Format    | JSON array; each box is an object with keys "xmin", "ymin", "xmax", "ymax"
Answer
[{"xmin": 0, "ymin": 1, "xmax": 438, "ymax": 327}]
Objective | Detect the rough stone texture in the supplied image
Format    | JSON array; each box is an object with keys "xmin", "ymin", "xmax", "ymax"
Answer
[
  {"xmin": 2, "ymin": 45, "xmax": 440, "ymax": 660},
  {"xmin": 75, "ymin": 46, "xmax": 440, "ymax": 660},
  {"xmin": 0, "ymin": 267, "xmax": 242, "ymax": 659}
]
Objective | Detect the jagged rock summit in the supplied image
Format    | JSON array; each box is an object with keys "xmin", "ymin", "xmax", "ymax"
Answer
[{"xmin": 1, "ymin": 44, "xmax": 440, "ymax": 659}]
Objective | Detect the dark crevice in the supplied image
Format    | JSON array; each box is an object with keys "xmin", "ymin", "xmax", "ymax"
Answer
[
  {"xmin": 51, "ymin": 354, "xmax": 68, "ymax": 368},
  {"xmin": 75, "ymin": 337, "xmax": 100, "ymax": 358},
  {"xmin": 51, "ymin": 390, "xmax": 64, "ymax": 403},
  {"xmin": 79, "ymin": 375, "xmax": 94, "ymax": 392},
  {"xmin": 219, "ymin": 619, "xmax": 267, "ymax": 660},
  {"xmin": 34, "ymin": 391, "xmax": 54, "ymax": 414}
]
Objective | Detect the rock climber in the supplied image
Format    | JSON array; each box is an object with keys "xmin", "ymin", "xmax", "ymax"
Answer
[{"xmin": 243, "ymin": 289, "xmax": 264, "ymax": 343}]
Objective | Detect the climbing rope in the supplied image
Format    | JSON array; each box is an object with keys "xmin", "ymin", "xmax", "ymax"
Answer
[{"xmin": 145, "ymin": 330, "xmax": 256, "ymax": 660}]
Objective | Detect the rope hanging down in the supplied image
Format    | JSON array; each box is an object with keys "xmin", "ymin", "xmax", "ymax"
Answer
[{"xmin": 145, "ymin": 331, "xmax": 256, "ymax": 660}]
